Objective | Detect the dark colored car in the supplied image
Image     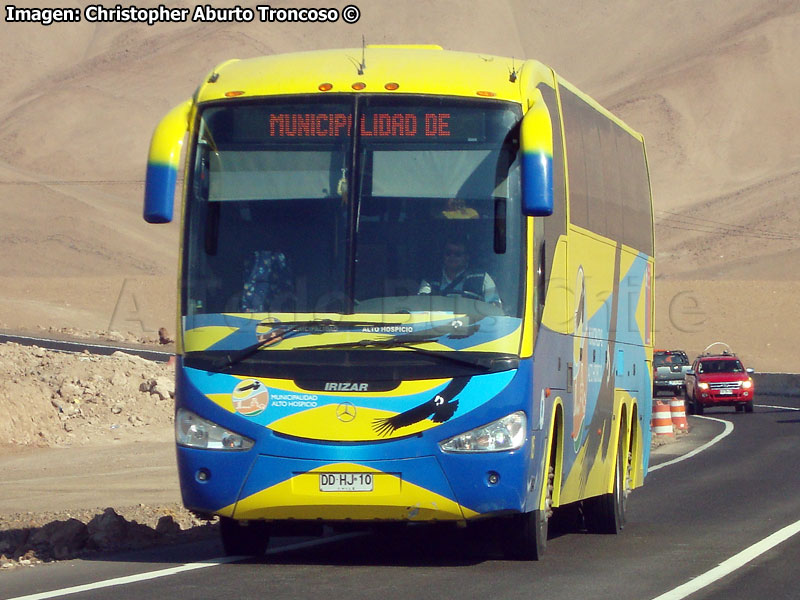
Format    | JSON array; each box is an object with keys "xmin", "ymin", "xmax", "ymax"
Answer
[
  {"xmin": 684, "ymin": 352, "xmax": 755, "ymax": 414},
  {"xmin": 653, "ymin": 350, "xmax": 691, "ymax": 396}
]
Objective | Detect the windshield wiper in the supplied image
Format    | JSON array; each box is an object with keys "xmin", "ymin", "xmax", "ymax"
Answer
[
  {"xmin": 216, "ymin": 318, "xmax": 401, "ymax": 370},
  {"xmin": 299, "ymin": 334, "xmax": 497, "ymax": 371}
]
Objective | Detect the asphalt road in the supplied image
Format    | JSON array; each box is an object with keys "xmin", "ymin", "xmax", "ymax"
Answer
[
  {"xmin": 3, "ymin": 397, "xmax": 800, "ymax": 600},
  {"xmin": 0, "ymin": 331, "xmax": 172, "ymax": 363}
]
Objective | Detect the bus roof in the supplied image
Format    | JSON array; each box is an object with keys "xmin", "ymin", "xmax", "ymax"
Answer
[{"xmin": 194, "ymin": 46, "xmax": 547, "ymax": 104}]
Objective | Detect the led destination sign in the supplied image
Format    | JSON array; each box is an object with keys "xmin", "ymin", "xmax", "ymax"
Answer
[
  {"xmin": 218, "ymin": 102, "xmax": 509, "ymax": 144},
  {"xmin": 268, "ymin": 112, "xmax": 454, "ymax": 139}
]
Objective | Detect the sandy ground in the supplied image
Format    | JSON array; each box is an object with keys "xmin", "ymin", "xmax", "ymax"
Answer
[
  {"xmin": 1, "ymin": 0, "xmax": 799, "ymax": 570},
  {"xmin": 0, "ymin": 439, "xmax": 179, "ymax": 514}
]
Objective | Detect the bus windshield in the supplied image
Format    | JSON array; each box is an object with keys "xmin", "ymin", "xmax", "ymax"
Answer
[{"xmin": 183, "ymin": 95, "xmax": 524, "ymax": 362}]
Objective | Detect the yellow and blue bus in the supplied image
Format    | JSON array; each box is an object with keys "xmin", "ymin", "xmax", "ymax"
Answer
[{"xmin": 143, "ymin": 45, "xmax": 654, "ymax": 560}]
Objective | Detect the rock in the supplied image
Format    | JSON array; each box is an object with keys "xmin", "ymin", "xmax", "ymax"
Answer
[
  {"xmin": 140, "ymin": 376, "xmax": 174, "ymax": 400},
  {"xmin": 87, "ymin": 508, "xmax": 129, "ymax": 550},
  {"xmin": 28, "ymin": 518, "xmax": 88, "ymax": 558},
  {"xmin": 152, "ymin": 377, "xmax": 174, "ymax": 400},
  {"xmin": 155, "ymin": 515, "xmax": 180, "ymax": 536},
  {"xmin": 0, "ymin": 529, "xmax": 28, "ymax": 555},
  {"xmin": 126, "ymin": 522, "xmax": 158, "ymax": 548},
  {"xmin": 158, "ymin": 327, "xmax": 174, "ymax": 345},
  {"xmin": 58, "ymin": 381, "xmax": 82, "ymax": 400},
  {"xmin": 111, "ymin": 371, "xmax": 128, "ymax": 387}
]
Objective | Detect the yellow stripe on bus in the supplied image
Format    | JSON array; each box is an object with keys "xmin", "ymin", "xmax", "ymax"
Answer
[{"xmin": 228, "ymin": 463, "xmax": 478, "ymax": 521}]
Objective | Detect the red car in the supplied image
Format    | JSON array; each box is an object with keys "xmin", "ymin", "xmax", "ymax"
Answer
[{"xmin": 684, "ymin": 352, "xmax": 755, "ymax": 415}]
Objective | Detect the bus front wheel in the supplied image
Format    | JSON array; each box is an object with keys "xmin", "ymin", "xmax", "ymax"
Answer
[
  {"xmin": 504, "ymin": 508, "xmax": 547, "ymax": 560},
  {"xmin": 505, "ymin": 464, "xmax": 553, "ymax": 560},
  {"xmin": 220, "ymin": 517, "xmax": 270, "ymax": 556}
]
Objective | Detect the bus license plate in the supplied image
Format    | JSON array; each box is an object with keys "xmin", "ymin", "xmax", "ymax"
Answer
[{"xmin": 319, "ymin": 472, "xmax": 374, "ymax": 492}]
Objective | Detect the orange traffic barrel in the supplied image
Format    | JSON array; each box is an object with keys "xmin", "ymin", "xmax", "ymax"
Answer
[
  {"xmin": 670, "ymin": 397, "xmax": 689, "ymax": 432},
  {"xmin": 651, "ymin": 399, "xmax": 674, "ymax": 437}
]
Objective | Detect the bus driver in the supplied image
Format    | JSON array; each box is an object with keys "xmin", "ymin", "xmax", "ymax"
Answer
[{"xmin": 418, "ymin": 238, "xmax": 501, "ymax": 306}]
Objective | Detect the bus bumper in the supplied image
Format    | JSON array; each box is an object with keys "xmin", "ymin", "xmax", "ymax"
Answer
[{"xmin": 178, "ymin": 447, "xmax": 532, "ymax": 523}]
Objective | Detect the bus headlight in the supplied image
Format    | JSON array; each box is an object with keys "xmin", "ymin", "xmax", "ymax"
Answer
[
  {"xmin": 176, "ymin": 408, "xmax": 254, "ymax": 451},
  {"xmin": 439, "ymin": 411, "xmax": 526, "ymax": 453}
]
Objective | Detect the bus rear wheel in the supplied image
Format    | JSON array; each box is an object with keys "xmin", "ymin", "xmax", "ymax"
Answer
[
  {"xmin": 584, "ymin": 431, "xmax": 629, "ymax": 534},
  {"xmin": 220, "ymin": 517, "xmax": 270, "ymax": 556}
]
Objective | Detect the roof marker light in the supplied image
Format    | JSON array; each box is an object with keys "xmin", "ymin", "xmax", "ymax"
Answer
[
  {"xmin": 352, "ymin": 82, "xmax": 366, "ymax": 90},
  {"xmin": 225, "ymin": 91, "xmax": 245, "ymax": 97},
  {"xmin": 384, "ymin": 82, "xmax": 399, "ymax": 90},
  {"xmin": 476, "ymin": 90, "xmax": 496, "ymax": 97},
  {"xmin": 318, "ymin": 83, "xmax": 333, "ymax": 91}
]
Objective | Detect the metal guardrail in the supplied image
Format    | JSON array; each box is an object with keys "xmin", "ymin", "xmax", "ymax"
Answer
[{"xmin": 752, "ymin": 373, "xmax": 800, "ymax": 397}]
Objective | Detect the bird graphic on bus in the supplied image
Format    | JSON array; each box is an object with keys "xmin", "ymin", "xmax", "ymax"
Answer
[{"xmin": 372, "ymin": 377, "xmax": 468, "ymax": 436}]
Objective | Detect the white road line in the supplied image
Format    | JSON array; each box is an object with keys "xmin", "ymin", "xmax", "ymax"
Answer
[
  {"xmin": 756, "ymin": 404, "xmax": 800, "ymax": 411},
  {"xmin": 649, "ymin": 403, "xmax": 800, "ymax": 599},
  {"xmin": 4, "ymin": 557, "xmax": 239, "ymax": 600},
  {"xmin": 649, "ymin": 415, "xmax": 734, "ymax": 472},
  {"xmin": 650, "ymin": 519, "xmax": 800, "ymax": 600},
  {"xmin": 10, "ymin": 407, "xmax": 798, "ymax": 600},
  {"xmin": 650, "ymin": 404, "xmax": 799, "ymax": 473},
  {"xmin": 5, "ymin": 534, "xmax": 361, "ymax": 600}
]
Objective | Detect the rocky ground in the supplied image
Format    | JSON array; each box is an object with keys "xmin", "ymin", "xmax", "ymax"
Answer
[
  {"xmin": 0, "ymin": 337, "xmax": 218, "ymax": 572},
  {"xmin": 0, "ymin": 340, "xmax": 174, "ymax": 448},
  {"xmin": 0, "ymin": 506, "xmax": 217, "ymax": 570}
]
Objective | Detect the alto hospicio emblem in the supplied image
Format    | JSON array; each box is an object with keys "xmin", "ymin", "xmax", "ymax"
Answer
[{"xmin": 231, "ymin": 378, "xmax": 269, "ymax": 417}]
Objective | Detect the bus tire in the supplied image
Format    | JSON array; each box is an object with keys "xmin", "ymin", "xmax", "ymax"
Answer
[
  {"xmin": 584, "ymin": 431, "xmax": 628, "ymax": 534},
  {"xmin": 505, "ymin": 509, "xmax": 548, "ymax": 561},
  {"xmin": 220, "ymin": 517, "xmax": 270, "ymax": 556},
  {"xmin": 505, "ymin": 463, "xmax": 553, "ymax": 560}
]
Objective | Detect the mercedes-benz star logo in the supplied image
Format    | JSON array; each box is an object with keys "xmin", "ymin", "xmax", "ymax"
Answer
[{"xmin": 336, "ymin": 402, "xmax": 357, "ymax": 423}]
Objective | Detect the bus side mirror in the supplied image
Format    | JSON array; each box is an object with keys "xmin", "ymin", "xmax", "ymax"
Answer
[
  {"xmin": 143, "ymin": 100, "xmax": 192, "ymax": 223},
  {"xmin": 520, "ymin": 91, "xmax": 554, "ymax": 217}
]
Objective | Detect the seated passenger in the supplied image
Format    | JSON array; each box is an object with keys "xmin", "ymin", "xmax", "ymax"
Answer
[
  {"xmin": 418, "ymin": 239, "xmax": 501, "ymax": 306},
  {"xmin": 240, "ymin": 250, "xmax": 295, "ymax": 313}
]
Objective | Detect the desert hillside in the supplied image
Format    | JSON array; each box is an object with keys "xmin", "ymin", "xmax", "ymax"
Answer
[{"xmin": 0, "ymin": 1, "xmax": 798, "ymax": 370}]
